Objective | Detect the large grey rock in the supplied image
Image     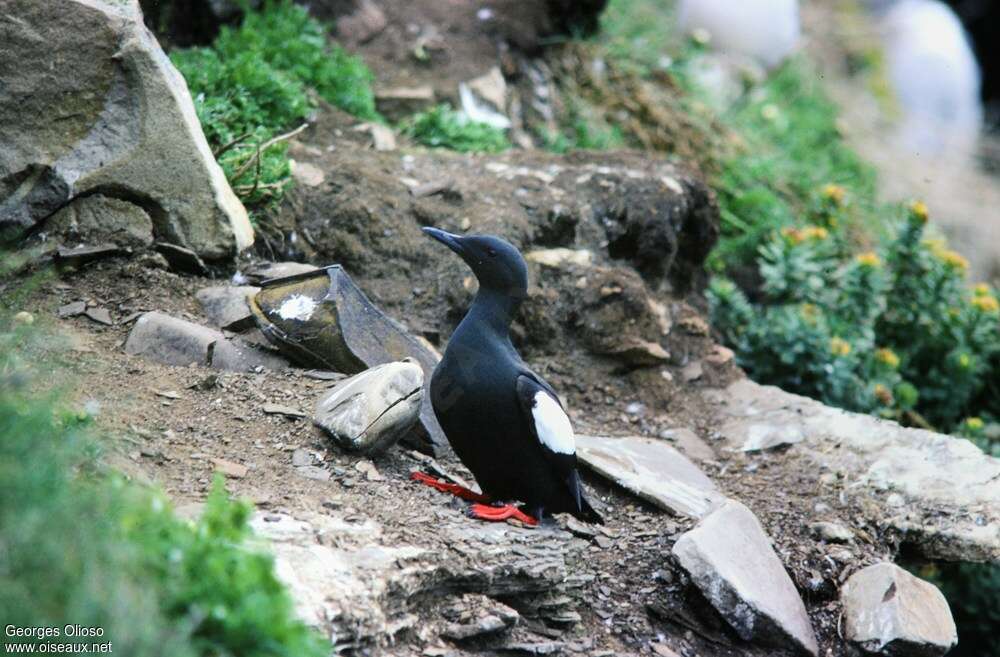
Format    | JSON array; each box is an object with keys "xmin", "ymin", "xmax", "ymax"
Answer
[
  {"xmin": 672, "ymin": 500, "xmax": 819, "ymax": 656},
  {"xmin": 195, "ymin": 285, "xmax": 260, "ymax": 328},
  {"xmin": 45, "ymin": 194, "xmax": 154, "ymax": 249},
  {"xmin": 707, "ymin": 379, "xmax": 1000, "ymax": 561},
  {"xmin": 250, "ymin": 510, "xmax": 584, "ymax": 652},
  {"xmin": 576, "ymin": 434, "xmax": 724, "ymax": 518},
  {"xmin": 0, "ymin": 0, "xmax": 252, "ymax": 260},
  {"xmin": 841, "ymin": 562, "xmax": 957, "ymax": 657},
  {"xmin": 124, "ymin": 311, "xmax": 285, "ymax": 371},
  {"xmin": 314, "ymin": 361, "xmax": 423, "ymax": 456}
]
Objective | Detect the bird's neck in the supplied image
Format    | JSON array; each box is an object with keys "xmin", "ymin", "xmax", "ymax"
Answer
[{"xmin": 459, "ymin": 288, "xmax": 521, "ymax": 341}]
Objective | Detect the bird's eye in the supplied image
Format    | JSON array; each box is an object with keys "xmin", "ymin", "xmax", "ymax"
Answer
[{"xmin": 487, "ymin": 247, "xmax": 498, "ymax": 257}]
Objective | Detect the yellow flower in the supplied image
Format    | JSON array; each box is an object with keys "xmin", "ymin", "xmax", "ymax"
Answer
[
  {"xmin": 781, "ymin": 227, "xmax": 805, "ymax": 245},
  {"xmin": 805, "ymin": 226, "xmax": 829, "ymax": 240},
  {"xmin": 923, "ymin": 238, "xmax": 947, "ymax": 257},
  {"xmin": 800, "ymin": 303, "xmax": 820, "ymax": 324},
  {"xmin": 830, "ymin": 337, "xmax": 852, "ymax": 357},
  {"xmin": 972, "ymin": 295, "xmax": 1000, "ymax": 313},
  {"xmin": 939, "ymin": 250, "xmax": 969, "ymax": 273},
  {"xmin": 856, "ymin": 252, "xmax": 880, "ymax": 268},
  {"xmin": 974, "ymin": 283, "xmax": 991, "ymax": 297},
  {"xmin": 965, "ymin": 417, "xmax": 984, "ymax": 431},
  {"xmin": 874, "ymin": 348, "xmax": 900, "ymax": 369},
  {"xmin": 822, "ymin": 184, "xmax": 846, "ymax": 206},
  {"xmin": 909, "ymin": 200, "xmax": 929, "ymax": 224},
  {"xmin": 873, "ymin": 383, "xmax": 894, "ymax": 406}
]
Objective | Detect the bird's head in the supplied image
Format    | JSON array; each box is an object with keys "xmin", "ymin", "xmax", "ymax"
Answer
[{"xmin": 422, "ymin": 227, "xmax": 528, "ymax": 298}]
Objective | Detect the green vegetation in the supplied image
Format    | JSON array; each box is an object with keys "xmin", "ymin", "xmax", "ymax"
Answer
[
  {"xmin": 171, "ymin": 0, "xmax": 379, "ymax": 207},
  {"xmin": 709, "ymin": 202, "xmax": 1000, "ymax": 439},
  {"xmin": 0, "ymin": 305, "xmax": 325, "ymax": 656},
  {"xmin": 540, "ymin": 98, "xmax": 626, "ymax": 153},
  {"xmin": 401, "ymin": 104, "xmax": 511, "ymax": 153},
  {"xmin": 700, "ymin": 60, "xmax": 880, "ymax": 268}
]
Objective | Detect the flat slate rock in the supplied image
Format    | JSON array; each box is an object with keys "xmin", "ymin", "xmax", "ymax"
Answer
[
  {"xmin": 658, "ymin": 427, "xmax": 716, "ymax": 462},
  {"xmin": 706, "ymin": 379, "xmax": 1000, "ymax": 561},
  {"xmin": 196, "ymin": 285, "xmax": 260, "ymax": 329},
  {"xmin": 575, "ymin": 434, "xmax": 724, "ymax": 518},
  {"xmin": 841, "ymin": 562, "xmax": 957, "ymax": 657},
  {"xmin": 672, "ymin": 500, "xmax": 819, "ymax": 656},
  {"xmin": 125, "ymin": 311, "xmax": 286, "ymax": 372}
]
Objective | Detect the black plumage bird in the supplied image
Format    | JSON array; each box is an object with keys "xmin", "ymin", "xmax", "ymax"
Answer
[{"xmin": 413, "ymin": 227, "xmax": 603, "ymax": 525}]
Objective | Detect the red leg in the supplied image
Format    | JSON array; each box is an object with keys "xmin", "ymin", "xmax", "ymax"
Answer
[
  {"xmin": 410, "ymin": 471, "xmax": 492, "ymax": 503},
  {"xmin": 469, "ymin": 503, "xmax": 539, "ymax": 527}
]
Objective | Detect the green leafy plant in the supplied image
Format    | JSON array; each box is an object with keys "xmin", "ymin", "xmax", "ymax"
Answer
[
  {"xmin": 709, "ymin": 201, "xmax": 1000, "ymax": 438},
  {"xmin": 401, "ymin": 104, "xmax": 511, "ymax": 153},
  {"xmin": 171, "ymin": 0, "xmax": 380, "ymax": 207},
  {"xmin": 0, "ymin": 311, "xmax": 325, "ymax": 657}
]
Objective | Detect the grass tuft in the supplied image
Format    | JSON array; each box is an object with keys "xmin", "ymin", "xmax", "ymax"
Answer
[{"xmin": 401, "ymin": 105, "xmax": 511, "ymax": 153}]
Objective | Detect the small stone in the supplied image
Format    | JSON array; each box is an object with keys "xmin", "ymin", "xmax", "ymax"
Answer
[
  {"xmin": 195, "ymin": 285, "xmax": 259, "ymax": 329},
  {"xmin": 154, "ymin": 390, "xmax": 181, "ymax": 400},
  {"xmin": 13, "ymin": 311, "xmax": 34, "ymax": 325},
  {"xmin": 563, "ymin": 517, "xmax": 598, "ymax": 539},
  {"xmin": 809, "ymin": 521, "xmax": 854, "ymax": 544},
  {"xmin": 242, "ymin": 261, "xmax": 318, "ymax": 284},
  {"xmin": 84, "ymin": 307, "xmax": 113, "ymax": 326},
  {"xmin": 291, "ymin": 449, "xmax": 313, "ymax": 467},
  {"xmin": 290, "ymin": 160, "xmax": 326, "ymax": 187},
  {"xmin": 678, "ymin": 315, "xmax": 710, "ymax": 336},
  {"xmin": 681, "ymin": 360, "xmax": 703, "ymax": 382},
  {"xmin": 658, "ymin": 428, "xmax": 715, "ymax": 462},
  {"xmin": 704, "ymin": 344, "xmax": 734, "ymax": 365},
  {"xmin": 651, "ymin": 645, "xmax": 681, "ymax": 657},
  {"xmin": 296, "ymin": 465, "xmax": 331, "ymax": 481},
  {"xmin": 263, "ymin": 403, "xmax": 306, "ymax": 419},
  {"xmin": 525, "ymin": 248, "xmax": 593, "ymax": 269},
  {"xmin": 188, "ymin": 374, "xmax": 220, "ymax": 391},
  {"xmin": 611, "ymin": 339, "xmax": 670, "ymax": 366},
  {"xmin": 58, "ymin": 301, "xmax": 87, "ymax": 318},
  {"xmin": 212, "ymin": 458, "xmax": 248, "ymax": 479},
  {"xmin": 155, "ymin": 242, "xmax": 208, "ymax": 275},
  {"xmin": 841, "ymin": 562, "xmax": 957, "ymax": 657},
  {"xmin": 56, "ymin": 244, "xmax": 127, "ymax": 268},
  {"xmin": 355, "ymin": 460, "xmax": 383, "ymax": 481},
  {"xmin": 354, "ymin": 123, "xmax": 396, "ymax": 151}
]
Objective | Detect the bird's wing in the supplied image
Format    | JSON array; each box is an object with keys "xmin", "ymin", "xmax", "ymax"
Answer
[{"xmin": 515, "ymin": 373, "xmax": 585, "ymax": 513}]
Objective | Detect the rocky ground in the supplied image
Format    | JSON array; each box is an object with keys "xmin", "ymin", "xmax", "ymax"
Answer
[
  {"xmin": 15, "ymin": 114, "xmax": 993, "ymax": 655},
  {"xmin": 6, "ymin": 1, "xmax": 997, "ymax": 656}
]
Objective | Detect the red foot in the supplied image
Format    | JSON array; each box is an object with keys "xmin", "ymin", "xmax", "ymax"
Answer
[
  {"xmin": 410, "ymin": 471, "xmax": 492, "ymax": 503},
  {"xmin": 469, "ymin": 503, "xmax": 539, "ymax": 526}
]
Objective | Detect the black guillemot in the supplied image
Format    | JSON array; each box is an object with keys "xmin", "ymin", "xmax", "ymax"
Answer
[{"xmin": 412, "ymin": 227, "xmax": 603, "ymax": 526}]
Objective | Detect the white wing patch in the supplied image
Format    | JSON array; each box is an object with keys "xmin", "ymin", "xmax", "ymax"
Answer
[{"xmin": 532, "ymin": 391, "xmax": 575, "ymax": 455}]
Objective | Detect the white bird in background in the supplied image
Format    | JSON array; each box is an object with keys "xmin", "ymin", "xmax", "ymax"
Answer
[
  {"xmin": 878, "ymin": 0, "xmax": 982, "ymax": 159},
  {"xmin": 676, "ymin": 0, "xmax": 800, "ymax": 69}
]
